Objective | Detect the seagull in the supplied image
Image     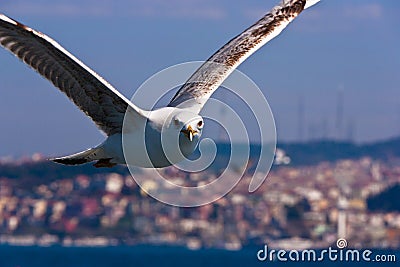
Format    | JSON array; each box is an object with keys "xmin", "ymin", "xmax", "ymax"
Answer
[{"xmin": 0, "ymin": 0, "xmax": 320, "ymax": 168}]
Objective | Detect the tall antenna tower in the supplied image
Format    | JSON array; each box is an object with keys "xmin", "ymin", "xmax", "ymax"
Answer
[
  {"xmin": 346, "ymin": 119, "xmax": 355, "ymax": 142},
  {"xmin": 308, "ymin": 123, "xmax": 316, "ymax": 141},
  {"xmin": 335, "ymin": 85, "xmax": 344, "ymax": 140}
]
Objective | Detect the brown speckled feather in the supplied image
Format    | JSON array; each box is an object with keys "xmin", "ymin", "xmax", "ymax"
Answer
[
  {"xmin": 0, "ymin": 14, "xmax": 145, "ymax": 136},
  {"xmin": 169, "ymin": 0, "xmax": 315, "ymax": 113}
]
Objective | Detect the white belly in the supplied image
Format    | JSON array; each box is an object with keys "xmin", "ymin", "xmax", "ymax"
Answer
[{"xmin": 100, "ymin": 128, "xmax": 199, "ymax": 168}]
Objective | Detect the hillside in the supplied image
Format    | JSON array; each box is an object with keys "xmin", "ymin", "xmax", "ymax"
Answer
[{"xmin": 1, "ymin": 137, "xmax": 399, "ymax": 181}]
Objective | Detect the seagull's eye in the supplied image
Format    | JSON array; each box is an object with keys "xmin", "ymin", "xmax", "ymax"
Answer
[
  {"xmin": 174, "ymin": 119, "xmax": 180, "ymax": 127},
  {"xmin": 197, "ymin": 120, "xmax": 203, "ymax": 128}
]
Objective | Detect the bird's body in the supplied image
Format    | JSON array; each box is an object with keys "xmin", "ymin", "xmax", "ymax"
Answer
[
  {"xmin": 55, "ymin": 107, "xmax": 202, "ymax": 168},
  {"xmin": 0, "ymin": 0, "xmax": 320, "ymax": 168}
]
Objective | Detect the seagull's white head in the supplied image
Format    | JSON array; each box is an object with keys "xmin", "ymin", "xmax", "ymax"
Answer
[{"xmin": 172, "ymin": 111, "xmax": 204, "ymax": 142}]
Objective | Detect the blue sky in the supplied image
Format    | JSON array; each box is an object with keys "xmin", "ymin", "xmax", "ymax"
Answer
[{"xmin": 0, "ymin": 0, "xmax": 399, "ymax": 157}]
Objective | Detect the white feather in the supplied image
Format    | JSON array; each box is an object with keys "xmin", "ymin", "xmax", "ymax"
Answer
[{"xmin": 305, "ymin": 0, "xmax": 321, "ymax": 9}]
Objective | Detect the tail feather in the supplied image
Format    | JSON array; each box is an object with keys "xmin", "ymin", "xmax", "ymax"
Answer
[{"xmin": 51, "ymin": 148, "xmax": 98, "ymax": 166}]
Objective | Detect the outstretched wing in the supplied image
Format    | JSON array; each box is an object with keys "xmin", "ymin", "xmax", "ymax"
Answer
[
  {"xmin": 0, "ymin": 14, "xmax": 146, "ymax": 136},
  {"xmin": 168, "ymin": 0, "xmax": 320, "ymax": 113}
]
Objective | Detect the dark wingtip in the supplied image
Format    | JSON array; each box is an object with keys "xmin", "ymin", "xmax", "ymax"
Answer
[{"xmin": 51, "ymin": 157, "xmax": 89, "ymax": 165}]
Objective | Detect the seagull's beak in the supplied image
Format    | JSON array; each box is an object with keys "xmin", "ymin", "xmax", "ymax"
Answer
[{"xmin": 180, "ymin": 125, "xmax": 198, "ymax": 142}]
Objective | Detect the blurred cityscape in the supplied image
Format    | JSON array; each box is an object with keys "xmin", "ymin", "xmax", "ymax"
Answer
[{"xmin": 0, "ymin": 139, "xmax": 400, "ymax": 250}]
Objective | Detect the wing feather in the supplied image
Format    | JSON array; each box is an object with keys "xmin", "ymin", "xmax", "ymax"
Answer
[
  {"xmin": 0, "ymin": 14, "xmax": 146, "ymax": 136},
  {"xmin": 168, "ymin": 0, "xmax": 319, "ymax": 113}
]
